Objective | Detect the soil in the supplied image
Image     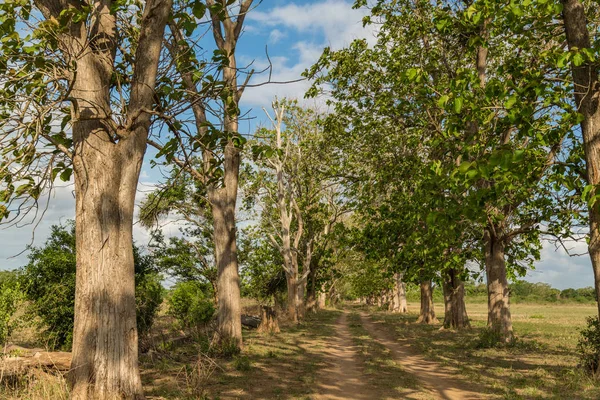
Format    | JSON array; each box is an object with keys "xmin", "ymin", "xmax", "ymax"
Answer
[{"xmin": 311, "ymin": 311, "xmax": 494, "ymax": 400}]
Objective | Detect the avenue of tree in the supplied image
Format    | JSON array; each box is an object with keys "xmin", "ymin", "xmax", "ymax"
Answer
[{"xmin": 0, "ymin": 0, "xmax": 600, "ymax": 397}]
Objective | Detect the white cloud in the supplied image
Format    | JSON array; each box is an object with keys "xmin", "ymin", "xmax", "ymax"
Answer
[
  {"xmin": 525, "ymin": 239, "xmax": 593, "ymax": 290},
  {"xmin": 268, "ymin": 29, "xmax": 286, "ymax": 44},
  {"xmin": 248, "ymin": 0, "xmax": 375, "ymax": 49},
  {"xmin": 241, "ymin": 0, "xmax": 377, "ymax": 109}
]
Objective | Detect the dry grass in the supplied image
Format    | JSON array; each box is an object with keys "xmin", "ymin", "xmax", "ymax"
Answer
[
  {"xmin": 141, "ymin": 309, "xmax": 340, "ymax": 399},
  {"xmin": 0, "ymin": 369, "xmax": 68, "ymax": 400}
]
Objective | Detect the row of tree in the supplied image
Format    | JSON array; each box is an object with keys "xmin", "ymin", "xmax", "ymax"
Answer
[{"xmin": 1, "ymin": 0, "xmax": 600, "ymax": 396}]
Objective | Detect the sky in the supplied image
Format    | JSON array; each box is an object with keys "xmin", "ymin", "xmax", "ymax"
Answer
[{"xmin": 0, "ymin": 0, "xmax": 594, "ymax": 290}]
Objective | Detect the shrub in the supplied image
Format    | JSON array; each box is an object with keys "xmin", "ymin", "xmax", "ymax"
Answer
[
  {"xmin": 475, "ymin": 328, "xmax": 505, "ymax": 349},
  {"xmin": 168, "ymin": 281, "xmax": 215, "ymax": 329},
  {"xmin": 135, "ymin": 273, "xmax": 164, "ymax": 337},
  {"xmin": 0, "ymin": 273, "xmax": 23, "ymax": 345},
  {"xmin": 577, "ymin": 316, "xmax": 600, "ymax": 375},
  {"xmin": 19, "ymin": 222, "xmax": 163, "ymax": 350}
]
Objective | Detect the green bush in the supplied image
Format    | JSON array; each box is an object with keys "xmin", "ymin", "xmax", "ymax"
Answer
[
  {"xmin": 577, "ymin": 316, "xmax": 600, "ymax": 375},
  {"xmin": 0, "ymin": 273, "xmax": 23, "ymax": 344},
  {"xmin": 168, "ymin": 281, "xmax": 215, "ymax": 329},
  {"xmin": 475, "ymin": 328, "xmax": 505, "ymax": 349},
  {"xmin": 19, "ymin": 222, "xmax": 163, "ymax": 350}
]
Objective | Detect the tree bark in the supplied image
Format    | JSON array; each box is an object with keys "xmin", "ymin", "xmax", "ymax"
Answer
[
  {"xmin": 391, "ymin": 273, "xmax": 408, "ymax": 313},
  {"xmin": 417, "ymin": 280, "xmax": 438, "ymax": 324},
  {"xmin": 484, "ymin": 228, "xmax": 513, "ymax": 342},
  {"xmin": 66, "ymin": 0, "xmax": 171, "ymax": 398},
  {"xmin": 286, "ymin": 275, "xmax": 299, "ymax": 323},
  {"xmin": 296, "ymin": 278, "xmax": 306, "ymax": 319},
  {"xmin": 562, "ymin": 0, "xmax": 600, "ymax": 321},
  {"xmin": 210, "ymin": 176, "xmax": 242, "ymax": 347},
  {"xmin": 442, "ymin": 269, "xmax": 470, "ymax": 329},
  {"xmin": 317, "ymin": 291, "xmax": 326, "ymax": 309},
  {"xmin": 306, "ymin": 266, "xmax": 317, "ymax": 312}
]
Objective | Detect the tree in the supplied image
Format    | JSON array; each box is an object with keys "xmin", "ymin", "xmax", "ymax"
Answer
[
  {"xmin": 0, "ymin": 0, "xmax": 171, "ymax": 396},
  {"xmin": 245, "ymin": 99, "xmax": 345, "ymax": 322},
  {"xmin": 561, "ymin": 0, "xmax": 600, "ymax": 322},
  {"xmin": 308, "ymin": 0, "xmax": 575, "ymax": 341},
  {"xmin": 146, "ymin": 0, "xmax": 255, "ymax": 348}
]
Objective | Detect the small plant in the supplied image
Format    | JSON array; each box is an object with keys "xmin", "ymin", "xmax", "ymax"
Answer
[
  {"xmin": 475, "ymin": 328, "xmax": 504, "ymax": 349},
  {"xmin": 577, "ymin": 316, "xmax": 600, "ymax": 376},
  {"xmin": 209, "ymin": 337, "xmax": 241, "ymax": 358},
  {"xmin": 233, "ymin": 355, "xmax": 252, "ymax": 371}
]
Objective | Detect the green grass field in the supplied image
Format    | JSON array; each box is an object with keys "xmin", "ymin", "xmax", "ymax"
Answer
[{"xmin": 366, "ymin": 302, "xmax": 599, "ymax": 399}]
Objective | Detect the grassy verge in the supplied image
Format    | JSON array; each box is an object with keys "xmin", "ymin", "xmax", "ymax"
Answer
[
  {"xmin": 141, "ymin": 309, "xmax": 341, "ymax": 399},
  {"xmin": 363, "ymin": 302, "xmax": 600, "ymax": 400}
]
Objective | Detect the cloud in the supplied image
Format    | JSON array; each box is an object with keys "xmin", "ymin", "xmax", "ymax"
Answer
[
  {"xmin": 268, "ymin": 29, "xmax": 286, "ymax": 44},
  {"xmin": 248, "ymin": 0, "xmax": 374, "ymax": 49},
  {"xmin": 0, "ymin": 179, "xmax": 185, "ymax": 271},
  {"xmin": 526, "ymin": 240, "xmax": 593, "ymax": 290},
  {"xmin": 240, "ymin": 0, "xmax": 377, "ymax": 109}
]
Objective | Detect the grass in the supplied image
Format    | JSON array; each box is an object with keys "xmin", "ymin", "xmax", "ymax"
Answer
[
  {"xmin": 2, "ymin": 301, "xmax": 600, "ymax": 399},
  {"xmin": 140, "ymin": 309, "xmax": 341, "ymax": 399},
  {"xmin": 364, "ymin": 301, "xmax": 600, "ymax": 400}
]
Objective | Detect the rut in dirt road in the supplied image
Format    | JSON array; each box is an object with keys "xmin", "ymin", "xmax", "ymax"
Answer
[
  {"xmin": 312, "ymin": 312, "xmax": 372, "ymax": 400},
  {"xmin": 358, "ymin": 312, "xmax": 495, "ymax": 400}
]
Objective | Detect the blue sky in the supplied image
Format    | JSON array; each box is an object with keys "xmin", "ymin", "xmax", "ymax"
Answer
[{"xmin": 0, "ymin": 0, "xmax": 594, "ymax": 290}]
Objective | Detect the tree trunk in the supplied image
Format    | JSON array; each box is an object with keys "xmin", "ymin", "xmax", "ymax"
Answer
[
  {"xmin": 71, "ymin": 128, "xmax": 145, "ymax": 399},
  {"xmin": 442, "ymin": 269, "xmax": 470, "ymax": 329},
  {"xmin": 391, "ymin": 273, "xmax": 408, "ymax": 313},
  {"xmin": 67, "ymin": 1, "xmax": 170, "ymax": 397},
  {"xmin": 286, "ymin": 275, "xmax": 298, "ymax": 323},
  {"xmin": 417, "ymin": 280, "xmax": 438, "ymax": 324},
  {"xmin": 562, "ymin": 0, "xmax": 600, "ymax": 321},
  {"xmin": 257, "ymin": 306, "xmax": 280, "ymax": 334},
  {"xmin": 306, "ymin": 266, "xmax": 317, "ymax": 312},
  {"xmin": 484, "ymin": 229, "xmax": 513, "ymax": 342},
  {"xmin": 210, "ymin": 177, "xmax": 242, "ymax": 347},
  {"xmin": 317, "ymin": 292, "xmax": 326, "ymax": 309},
  {"xmin": 296, "ymin": 278, "xmax": 306, "ymax": 320}
]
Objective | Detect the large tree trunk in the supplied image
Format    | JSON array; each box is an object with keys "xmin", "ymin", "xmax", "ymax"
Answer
[
  {"xmin": 209, "ymin": 141, "xmax": 242, "ymax": 347},
  {"xmin": 391, "ymin": 273, "xmax": 408, "ymax": 313},
  {"xmin": 67, "ymin": 1, "xmax": 170, "ymax": 397},
  {"xmin": 71, "ymin": 127, "xmax": 145, "ymax": 399},
  {"xmin": 484, "ymin": 229, "xmax": 513, "ymax": 342},
  {"xmin": 417, "ymin": 280, "xmax": 438, "ymax": 324},
  {"xmin": 442, "ymin": 269, "xmax": 470, "ymax": 329},
  {"xmin": 562, "ymin": 0, "xmax": 600, "ymax": 321}
]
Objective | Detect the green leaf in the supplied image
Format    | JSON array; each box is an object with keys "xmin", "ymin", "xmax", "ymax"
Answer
[
  {"xmin": 504, "ymin": 95, "xmax": 517, "ymax": 109},
  {"xmin": 438, "ymin": 94, "xmax": 450, "ymax": 108},
  {"xmin": 454, "ymin": 97, "xmax": 463, "ymax": 113}
]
